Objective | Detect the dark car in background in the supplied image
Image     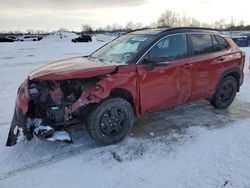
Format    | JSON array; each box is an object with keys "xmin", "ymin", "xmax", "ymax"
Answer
[
  {"xmin": 72, "ymin": 34, "xmax": 92, "ymax": 42},
  {"xmin": 0, "ymin": 37, "xmax": 14, "ymax": 42}
]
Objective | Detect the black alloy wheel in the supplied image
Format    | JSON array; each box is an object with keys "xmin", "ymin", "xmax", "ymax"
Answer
[
  {"xmin": 87, "ymin": 98, "xmax": 134, "ymax": 145},
  {"xmin": 210, "ymin": 76, "xmax": 237, "ymax": 109}
]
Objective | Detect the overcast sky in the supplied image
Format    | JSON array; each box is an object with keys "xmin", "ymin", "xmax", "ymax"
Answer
[{"xmin": 0, "ymin": 0, "xmax": 250, "ymax": 32}]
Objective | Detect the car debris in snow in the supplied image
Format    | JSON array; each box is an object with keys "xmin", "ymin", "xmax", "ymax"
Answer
[
  {"xmin": 111, "ymin": 152, "xmax": 123, "ymax": 162},
  {"xmin": 149, "ymin": 132, "xmax": 155, "ymax": 137},
  {"xmin": 46, "ymin": 131, "xmax": 72, "ymax": 143},
  {"xmin": 27, "ymin": 118, "xmax": 72, "ymax": 142}
]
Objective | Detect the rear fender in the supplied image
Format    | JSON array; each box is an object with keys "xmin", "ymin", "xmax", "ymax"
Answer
[{"xmin": 215, "ymin": 67, "xmax": 241, "ymax": 93}]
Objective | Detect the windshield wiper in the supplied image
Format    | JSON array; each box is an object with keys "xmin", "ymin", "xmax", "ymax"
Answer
[{"xmin": 89, "ymin": 56, "xmax": 107, "ymax": 64}]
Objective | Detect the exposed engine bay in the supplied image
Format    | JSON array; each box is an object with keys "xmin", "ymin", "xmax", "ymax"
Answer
[
  {"xmin": 28, "ymin": 78, "xmax": 98, "ymax": 125},
  {"xmin": 6, "ymin": 77, "xmax": 107, "ymax": 146}
]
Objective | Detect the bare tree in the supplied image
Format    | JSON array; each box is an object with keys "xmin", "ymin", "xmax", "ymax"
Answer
[
  {"xmin": 59, "ymin": 28, "xmax": 69, "ymax": 33},
  {"xmin": 214, "ymin": 19, "xmax": 226, "ymax": 29},
  {"xmin": 157, "ymin": 10, "xmax": 179, "ymax": 27},
  {"xmin": 150, "ymin": 22, "xmax": 158, "ymax": 28},
  {"xmin": 27, "ymin": 29, "xmax": 35, "ymax": 34},
  {"xmin": 240, "ymin": 18, "xmax": 245, "ymax": 26},
  {"xmin": 125, "ymin": 21, "xmax": 143, "ymax": 31},
  {"xmin": 231, "ymin": 16, "xmax": 235, "ymax": 27},
  {"xmin": 82, "ymin": 24, "xmax": 93, "ymax": 34},
  {"xmin": 179, "ymin": 16, "xmax": 191, "ymax": 27},
  {"xmin": 201, "ymin": 23, "xmax": 212, "ymax": 28},
  {"xmin": 95, "ymin": 27, "xmax": 105, "ymax": 33},
  {"xmin": 125, "ymin": 21, "xmax": 135, "ymax": 31},
  {"xmin": 190, "ymin": 18, "xmax": 201, "ymax": 27},
  {"xmin": 134, "ymin": 22, "xmax": 143, "ymax": 29},
  {"xmin": 104, "ymin": 25, "xmax": 112, "ymax": 32},
  {"xmin": 111, "ymin": 23, "xmax": 122, "ymax": 31}
]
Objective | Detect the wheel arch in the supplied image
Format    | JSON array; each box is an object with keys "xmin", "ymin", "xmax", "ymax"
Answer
[
  {"xmin": 109, "ymin": 88, "xmax": 137, "ymax": 116},
  {"xmin": 217, "ymin": 67, "xmax": 240, "ymax": 92}
]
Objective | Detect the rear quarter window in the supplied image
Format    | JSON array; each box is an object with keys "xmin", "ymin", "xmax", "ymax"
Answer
[{"xmin": 215, "ymin": 35, "xmax": 230, "ymax": 50}]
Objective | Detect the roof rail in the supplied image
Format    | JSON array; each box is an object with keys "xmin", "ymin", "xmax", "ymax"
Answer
[
  {"xmin": 126, "ymin": 27, "xmax": 154, "ymax": 34},
  {"xmin": 128, "ymin": 27, "xmax": 222, "ymax": 35},
  {"xmin": 158, "ymin": 27, "xmax": 222, "ymax": 33}
]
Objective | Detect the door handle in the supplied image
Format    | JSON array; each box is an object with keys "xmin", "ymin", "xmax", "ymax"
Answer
[
  {"xmin": 183, "ymin": 63, "xmax": 193, "ymax": 69},
  {"xmin": 216, "ymin": 57, "xmax": 225, "ymax": 61}
]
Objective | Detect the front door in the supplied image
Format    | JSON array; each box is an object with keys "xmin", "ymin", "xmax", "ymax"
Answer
[{"xmin": 136, "ymin": 34, "xmax": 194, "ymax": 113}]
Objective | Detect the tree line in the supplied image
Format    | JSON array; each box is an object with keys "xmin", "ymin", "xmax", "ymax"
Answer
[
  {"xmin": 1, "ymin": 10, "xmax": 250, "ymax": 35},
  {"xmin": 81, "ymin": 10, "xmax": 250, "ymax": 34}
]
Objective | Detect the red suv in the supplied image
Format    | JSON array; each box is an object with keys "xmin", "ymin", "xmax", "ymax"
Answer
[{"xmin": 6, "ymin": 27, "xmax": 245, "ymax": 146}]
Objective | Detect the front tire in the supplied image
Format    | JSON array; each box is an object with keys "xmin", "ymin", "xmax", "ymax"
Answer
[
  {"xmin": 87, "ymin": 98, "xmax": 134, "ymax": 145},
  {"xmin": 210, "ymin": 76, "xmax": 237, "ymax": 109}
]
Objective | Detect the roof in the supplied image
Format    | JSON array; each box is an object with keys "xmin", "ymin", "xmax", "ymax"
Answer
[{"xmin": 129, "ymin": 27, "xmax": 221, "ymax": 36}]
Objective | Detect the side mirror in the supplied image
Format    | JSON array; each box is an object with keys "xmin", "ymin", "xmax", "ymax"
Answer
[
  {"xmin": 145, "ymin": 60, "xmax": 171, "ymax": 71},
  {"xmin": 146, "ymin": 63, "xmax": 154, "ymax": 71}
]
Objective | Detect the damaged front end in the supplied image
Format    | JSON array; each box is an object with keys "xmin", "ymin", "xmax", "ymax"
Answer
[{"xmin": 6, "ymin": 77, "xmax": 106, "ymax": 146}]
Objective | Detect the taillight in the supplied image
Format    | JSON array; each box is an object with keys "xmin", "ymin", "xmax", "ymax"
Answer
[
  {"xmin": 249, "ymin": 57, "xmax": 250, "ymax": 70},
  {"xmin": 241, "ymin": 52, "xmax": 246, "ymax": 67}
]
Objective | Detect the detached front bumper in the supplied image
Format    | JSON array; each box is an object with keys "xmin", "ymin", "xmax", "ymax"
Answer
[
  {"xmin": 6, "ymin": 79, "xmax": 74, "ymax": 146},
  {"xmin": 6, "ymin": 80, "xmax": 31, "ymax": 146},
  {"xmin": 6, "ymin": 104, "xmax": 73, "ymax": 146},
  {"xmin": 6, "ymin": 105, "xmax": 32, "ymax": 146}
]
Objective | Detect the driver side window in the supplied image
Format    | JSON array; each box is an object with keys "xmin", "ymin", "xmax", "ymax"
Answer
[{"xmin": 143, "ymin": 34, "xmax": 188, "ymax": 63}]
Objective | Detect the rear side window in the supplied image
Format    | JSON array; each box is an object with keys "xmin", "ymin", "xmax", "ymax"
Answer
[
  {"xmin": 215, "ymin": 35, "xmax": 230, "ymax": 50},
  {"xmin": 190, "ymin": 34, "xmax": 214, "ymax": 55}
]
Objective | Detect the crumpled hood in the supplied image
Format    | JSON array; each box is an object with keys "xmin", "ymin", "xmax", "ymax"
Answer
[{"xmin": 29, "ymin": 57, "xmax": 117, "ymax": 80}]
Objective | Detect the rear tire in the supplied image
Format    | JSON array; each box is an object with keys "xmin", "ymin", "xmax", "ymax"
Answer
[
  {"xmin": 210, "ymin": 76, "xmax": 237, "ymax": 109},
  {"xmin": 86, "ymin": 98, "xmax": 134, "ymax": 145}
]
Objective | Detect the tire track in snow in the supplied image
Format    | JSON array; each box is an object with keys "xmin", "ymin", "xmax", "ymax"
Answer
[{"xmin": 0, "ymin": 142, "xmax": 95, "ymax": 181}]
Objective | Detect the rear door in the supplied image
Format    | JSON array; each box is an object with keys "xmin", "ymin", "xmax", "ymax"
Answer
[
  {"xmin": 187, "ymin": 33, "xmax": 216, "ymax": 100},
  {"xmin": 188, "ymin": 33, "xmax": 235, "ymax": 100},
  {"xmin": 187, "ymin": 33, "xmax": 228, "ymax": 100},
  {"xmin": 136, "ymin": 34, "xmax": 194, "ymax": 113}
]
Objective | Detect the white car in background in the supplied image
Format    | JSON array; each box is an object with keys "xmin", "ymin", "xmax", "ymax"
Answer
[{"xmin": 18, "ymin": 35, "xmax": 42, "ymax": 42}]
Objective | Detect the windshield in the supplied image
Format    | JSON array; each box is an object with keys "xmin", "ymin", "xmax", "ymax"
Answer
[{"xmin": 89, "ymin": 34, "xmax": 153, "ymax": 64}]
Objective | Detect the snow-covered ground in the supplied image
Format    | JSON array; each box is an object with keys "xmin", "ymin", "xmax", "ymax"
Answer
[
  {"xmin": 39, "ymin": 31, "xmax": 116, "ymax": 43},
  {"xmin": 41, "ymin": 31, "xmax": 79, "ymax": 42},
  {"xmin": 92, "ymin": 34, "xmax": 117, "ymax": 42},
  {"xmin": 0, "ymin": 39, "xmax": 249, "ymax": 188}
]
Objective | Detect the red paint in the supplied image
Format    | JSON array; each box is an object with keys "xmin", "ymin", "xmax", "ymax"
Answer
[
  {"xmin": 137, "ymin": 59, "xmax": 193, "ymax": 113},
  {"xmin": 68, "ymin": 64, "xmax": 140, "ymax": 116},
  {"xmin": 29, "ymin": 57, "xmax": 117, "ymax": 81},
  {"xmin": 16, "ymin": 37, "xmax": 245, "ymax": 118},
  {"xmin": 16, "ymin": 80, "xmax": 30, "ymax": 115}
]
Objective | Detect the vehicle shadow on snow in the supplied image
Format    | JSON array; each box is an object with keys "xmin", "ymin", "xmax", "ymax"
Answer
[
  {"xmin": 1, "ymin": 98, "xmax": 250, "ymax": 179},
  {"xmin": 133, "ymin": 99, "xmax": 250, "ymax": 138}
]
